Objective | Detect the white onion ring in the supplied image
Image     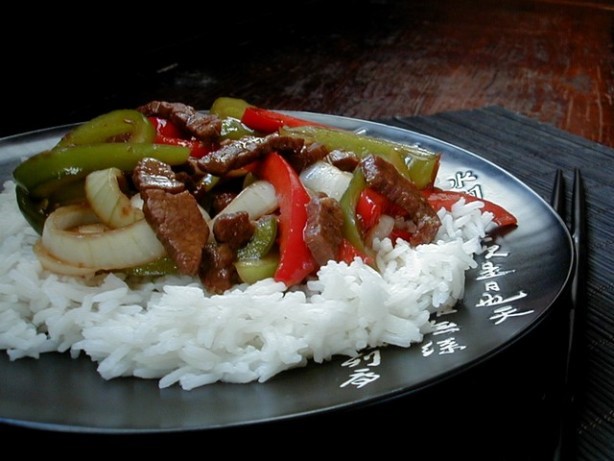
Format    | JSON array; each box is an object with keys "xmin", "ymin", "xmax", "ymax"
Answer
[
  {"xmin": 41, "ymin": 204, "xmax": 166, "ymax": 271},
  {"xmin": 214, "ymin": 180, "xmax": 278, "ymax": 221},
  {"xmin": 33, "ymin": 241, "xmax": 98, "ymax": 276},
  {"xmin": 299, "ymin": 160, "xmax": 352, "ymax": 201},
  {"xmin": 85, "ymin": 167, "xmax": 144, "ymax": 228}
]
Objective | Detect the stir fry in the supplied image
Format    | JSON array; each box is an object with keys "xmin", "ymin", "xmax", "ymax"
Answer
[{"xmin": 12, "ymin": 98, "xmax": 516, "ymax": 293}]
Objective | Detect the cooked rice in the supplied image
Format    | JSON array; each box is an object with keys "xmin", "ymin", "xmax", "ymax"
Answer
[{"xmin": 0, "ymin": 180, "xmax": 493, "ymax": 390}]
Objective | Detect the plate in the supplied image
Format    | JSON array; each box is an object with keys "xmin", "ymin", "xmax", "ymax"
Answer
[{"xmin": 0, "ymin": 112, "xmax": 573, "ymax": 433}]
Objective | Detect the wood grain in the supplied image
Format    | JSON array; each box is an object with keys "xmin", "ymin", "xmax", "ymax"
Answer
[{"xmin": 2, "ymin": 0, "xmax": 613, "ymax": 148}]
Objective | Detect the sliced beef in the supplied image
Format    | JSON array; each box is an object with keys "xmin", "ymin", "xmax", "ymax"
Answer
[
  {"xmin": 359, "ymin": 154, "xmax": 440, "ymax": 246},
  {"xmin": 212, "ymin": 211, "xmax": 255, "ymax": 250},
  {"xmin": 176, "ymin": 158, "xmax": 217, "ymax": 204},
  {"xmin": 200, "ymin": 242, "xmax": 239, "ymax": 294},
  {"xmin": 196, "ymin": 136, "xmax": 263, "ymax": 175},
  {"xmin": 137, "ymin": 100, "xmax": 221, "ymax": 143},
  {"xmin": 197, "ymin": 133, "xmax": 304, "ymax": 175},
  {"xmin": 132, "ymin": 157, "xmax": 185, "ymax": 194},
  {"xmin": 304, "ymin": 194, "xmax": 345, "ymax": 266},
  {"xmin": 210, "ymin": 190, "xmax": 238, "ymax": 215},
  {"xmin": 284, "ymin": 142, "xmax": 329, "ymax": 172},
  {"xmin": 326, "ymin": 149, "xmax": 360, "ymax": 172},
  {"xmin": 141, "ymin": 188, "xmax": 209, "ymax": 275}
]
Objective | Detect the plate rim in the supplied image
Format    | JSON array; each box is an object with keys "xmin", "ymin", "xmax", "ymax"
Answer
[{"xmin": 0, "ymin": 112, "xmax": 575, "ymax": 433}]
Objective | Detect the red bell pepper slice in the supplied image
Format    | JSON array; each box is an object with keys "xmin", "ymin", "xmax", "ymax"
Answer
[
  {"xmin": 241, "ymin": 106, "xmax": 327, "ymax": 134},
  {"xmin": 257, "ymin": 152, "xmax": 317, "ymax": 286},
  {"xmin": 149, "ymin": 117, "xmax": 184, "ymax": 139},
  {"xmin": 388, "ymin": 228, "xmax": 414, "ymax": 243},
  {"xmin": 148, "ymin": 117, "xmax": 212, "ymax": 158},
  {"xmin": 337, "ymin": 238, "xmax": 374, "ymax": 266},
  {"xmin": 424, "ymin": 188, "xmax": 517, "ymax": 227},
  {"xmin": 155, "ymin": 136, "xmax": 211, "ymax": 158},
  {"xmin": 356, "ymin": 188, "xmax": 385, "ymax": 231},
  {"xmin": 355, "ymin": 187, "xmax": 411, "ymax": 233},
  {"xmin": 355, "ymin": 187, "xmax": 415, "ymax": 245}
]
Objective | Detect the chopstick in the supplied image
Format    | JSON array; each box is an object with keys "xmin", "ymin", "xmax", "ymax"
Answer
[
  {"xmin": 551, "ymin": 168, "xmax": 587, "ymax": 461},
  {"xmin": 550, "ymin": 169, "xmax": 565, "ymax": 220}
]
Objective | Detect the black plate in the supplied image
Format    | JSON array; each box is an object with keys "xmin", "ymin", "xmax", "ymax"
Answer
[{"xmin": 0, "ymin": 113, "xmax": 573, "ymax": 433}]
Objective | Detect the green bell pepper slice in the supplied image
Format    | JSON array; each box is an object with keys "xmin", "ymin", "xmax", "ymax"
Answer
[
  {"xmin": 15, "ymin": 185, "xmax": 47, "ymax": 234},
  {"xmin": 234, "ymin": 253, "xmax": 280, "ymax": 284},
  {"xmin": 124, "ymin": 256, "xmax": 179, "ymax": 277},
  {"xmin": 280, "ymin": 125, "xmax": 440, "ymax": 190},
  {"xmin": 210, "ymin": 97, "xmax": 253, "ymax": 120},
  {"xmin": 237, "ymin": 215, "xmax": 278, "ymax": 261},
  {"xmin": 211, "ymin": 97, "xmax": 259, "ymax": 140},
  {"xmin": 56, "ymin": 109, "xmax": 155, "ymax": 147},
  {"xmin": 14, "ymin": 143, "xmax": 191, "ymax": 198},
  {"xmin": 339, "ymin": 168, "xmax": 375, "ymax": 262},
  {"xmin": 234, "ymin": 212, "xmax": 280, "ymax": 284},
  {"xmin": 220, "ymin": 117, "xmax": 257, "ymax": 141}
]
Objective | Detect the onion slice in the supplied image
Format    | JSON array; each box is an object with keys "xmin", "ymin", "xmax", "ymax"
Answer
[
  {"xmin": 212, "ymin": 180, "xmax": 278, "ymax": 224},
  {"xmin": 85, "ymin": 167, "xmax": 144, "ymax": 228},
  {"xmin": 33, "ymin": 241, "xmax": 98, "ymax": 276},
  {"xmin": 299, "ymin": 161, "xmax": 352, "ymax": 201},
  {"xmin": 41, "ymin": 204, "xmax": 166, "ymax": 271}
]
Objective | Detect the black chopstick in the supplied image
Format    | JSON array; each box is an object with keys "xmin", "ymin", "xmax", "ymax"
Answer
[
  {"xmin": 552, "ymin": 168, "xmax": 586, "ymax": 461},
  {"xmin": 550, "ymin": 169, "xmax": 565, "ymax": 219}
]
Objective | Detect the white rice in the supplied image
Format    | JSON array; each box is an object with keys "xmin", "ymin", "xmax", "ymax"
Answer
[{"xmin": 0, "ymin": 180, "xmax": 493, "ymax": 390}]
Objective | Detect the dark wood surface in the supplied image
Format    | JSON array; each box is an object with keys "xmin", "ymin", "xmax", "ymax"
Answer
[
  {"xmin": 1, "ymin": 1, "xmax": 613, "ymax": 458},
  {"xmin": 2, "ymin": 0, "xmax": 613, "ymax": 149}
]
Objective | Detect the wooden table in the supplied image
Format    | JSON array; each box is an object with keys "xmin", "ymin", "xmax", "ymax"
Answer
[
  {"xmin": 1, "ymin": 1, "xmax": 613, "ymax": 458},
  {"xmin": 2, "ymin": 0, "xmax": 612, "ymax": 148}
]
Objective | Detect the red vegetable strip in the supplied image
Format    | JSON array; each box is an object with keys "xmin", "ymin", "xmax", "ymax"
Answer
[
  {"xmin": 337, "ymin": 238, "xmax": 374, "ymax": 266},
  {"xmin": 356, "ymin": 187, "xmax": 411, "ymax": 233},
  {"xmin": 256, "ymin": 152, "xmax": 317, "ymax": 286},
  {"xmin": 241, "ymin": 107, "xmax": 327, "ymax": 134},
  {"xmin": 148, "ymin": 117, "xmax": 211, "ymax": 158},
  {"xmin": 356, "ymin": 188, "xmax": 385, "ymax": 231},
  {"xmin": 388, "ymin": 228, "xmax": 413, "ymax": 243},
  {"xmin": 148, "ymin": 117, "xmax": 184, "ymax": 139},
  {"xmin": 424, "ymin": 188, "xmax": 517, "ymax": 227}
]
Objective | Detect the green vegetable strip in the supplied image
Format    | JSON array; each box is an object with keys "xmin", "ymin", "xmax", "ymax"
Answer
[
  {"xmin": 124, "ymin": 257, "xmax": 179, "ymax": 277},
  {"xmin": 209, "ymin": 97, "xmax": 252, "ymax": 120},
  {"xmin": 339, "ymin": 169, "xmax": 375, "ymax": 261},
  {"xmin": 234, "ymin": 253, "xmax": 280, "ymax": 284},
  {"xmin": 237, "ymin": 215, "xmax": 278, "ymax": 261},
  {"xmin": 15, "ymin": 185, "xmax": 47, "ymax": 235},
  {"xmin": 56, "ymin": 109, "xmax": 155, "ymax": 147},
  {"xmin": 280, "ymin": 125, "xmax": 440, "ymax": 189},
  {"xmin": 14, "ymin": 143, "xmax": 191, "ymax": 197},
  {"xmin": 220, "ymin": 117, "xmax": 257, "ymax": 141}
]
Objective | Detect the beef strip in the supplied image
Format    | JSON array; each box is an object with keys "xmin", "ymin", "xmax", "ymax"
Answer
[
  {"xmin": 304, "ymin": 194, "xmax": 345, "ymax": 266},
  {"xmin": 197, "ymin": 133, "xmax": 304, "ymax": 175},
  {"xmin": 175, "ymin": 158, "xmax": 215, "ymax": 204},
  {"xmin": 326, "ymin": 149, "xmax": 360, "ymax": 172},
  {"xmin": 284, "ymin": 142, "xmax": 329, "ymax": 172},
  {"xmin": 137, "ymin": 100, "xmax": 222, "ymax": 143},
  {"xmin": 200, "ymin": 242, "xmax": 239, "ymax": 294},
  {"xmin": 196, "ymin": 136, "xmax": 264, "ymax": 175},
  {"xmin": 132, "ymin": 157, "xmax": 185, "ymax": 193},
  {"xmin": 359, "ymin": 154, "xmax": 441, "ymax": 246},
  {"xmin": 141, "ymin": 188, "xmax": 209, "ymax": 275},
  {"xmin": 212, "ymin": 211, "xmax": 255, "ymax": 250}
]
